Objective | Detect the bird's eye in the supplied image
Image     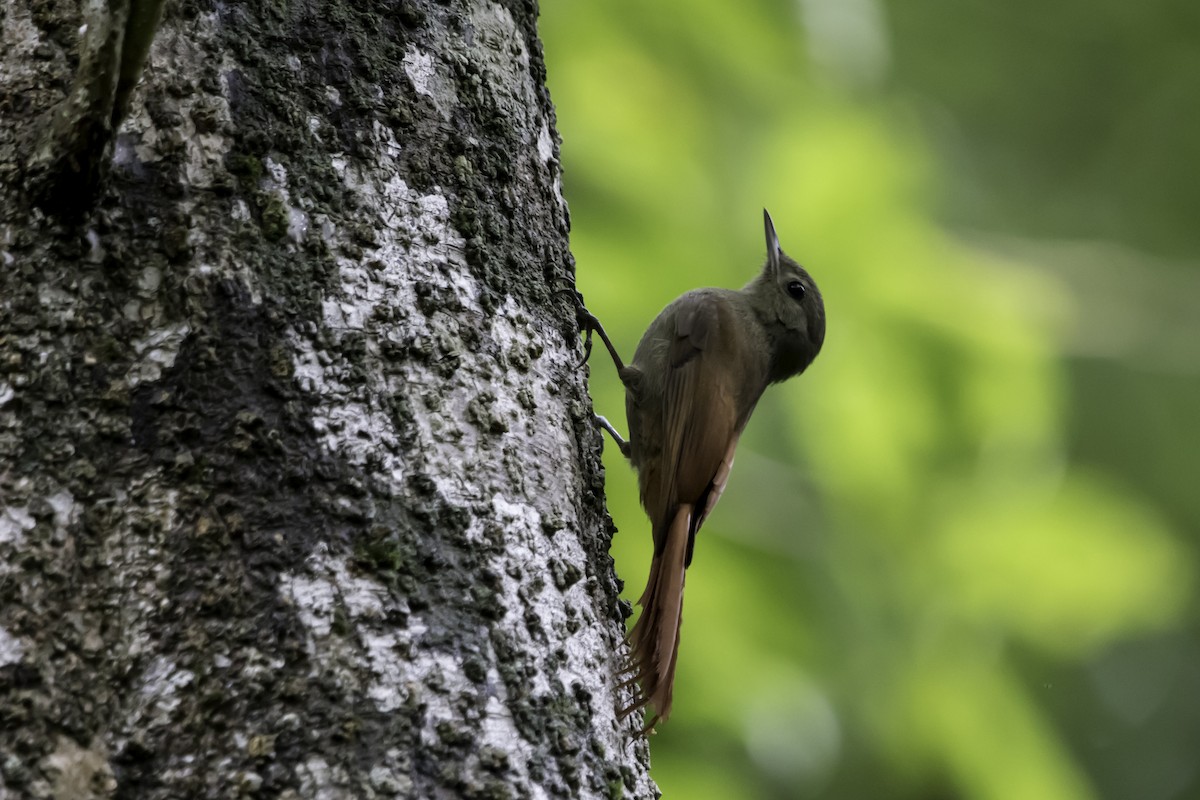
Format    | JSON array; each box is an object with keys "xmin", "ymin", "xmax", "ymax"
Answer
[{"xmin": 786, "ymin": 281, "xmax": 806, "ymax": 300}]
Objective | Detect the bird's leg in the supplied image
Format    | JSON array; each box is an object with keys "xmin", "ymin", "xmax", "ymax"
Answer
[
  {"xmin": 595, "ymin": 415, "xmax": 632, "ymax": 459},
  {"xmin": 557, "ymin": 288, "xmax": 626, "ymax": 372},
  {"xmin": 577, "ymin": 307, "xmax": 626, "ymax": 372},
  {"xmin": 554, "ymin": 288, "xmax": 634, "ymax": 457}
]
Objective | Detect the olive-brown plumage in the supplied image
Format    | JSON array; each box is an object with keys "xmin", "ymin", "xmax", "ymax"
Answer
[{"xmin": 581, "ymin": 210, "xmax": 825, "ymax": 733}]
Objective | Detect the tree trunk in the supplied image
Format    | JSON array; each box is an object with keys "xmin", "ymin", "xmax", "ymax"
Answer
[{"xmin": 0, "ymin": 1, "xmax": 655, "ymax": 798}]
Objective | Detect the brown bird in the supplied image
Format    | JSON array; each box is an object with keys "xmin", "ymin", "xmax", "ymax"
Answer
[{"xmin": 579, "ymin": 210, "xmax": 826, "ymax": 732}]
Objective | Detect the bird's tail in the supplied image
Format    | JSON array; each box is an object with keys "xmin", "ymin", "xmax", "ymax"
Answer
[{"xmin": 617, "ymin": 503, "xmax": 690, "ymax": 734}]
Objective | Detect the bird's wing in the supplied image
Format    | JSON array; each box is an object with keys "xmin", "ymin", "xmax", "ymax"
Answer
[{"xmin": 654, "ymin": 293, "xmax": 739, "ymax": 556}]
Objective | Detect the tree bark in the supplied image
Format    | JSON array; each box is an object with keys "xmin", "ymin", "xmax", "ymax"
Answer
[{"xmin": 0, "ymin": 1, "xmax": 655, "ymax": 798}]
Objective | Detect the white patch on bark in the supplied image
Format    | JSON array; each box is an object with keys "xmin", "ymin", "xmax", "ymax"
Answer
[
  {"xmin": 0, "ymin": 225, "xmax": 13, "ymax": 268},
  {"xmin": 402, "ymin": 49, "xmax": 435, "ymax": 94},
  {"xmin": 277, "ymin": 498, "xmax": 621, "ymax": 790},
  {"xmin": 362, "ymin": 630, "xmax": 410, "ymax": 712},
  {"xmin": 0, "ymin": 626, "xmax": 24, "ymax": 667},
  {"xmin": 280, "ymin": 550, "xmax": 416, "ymax": 712},
  {"xmin": 296, "ymin": 756, "xmax": 352, "ymax": 799},
  {"xmin": 402, "ymin": 48, "xmax": 454, "ymax": 119},
  {"xmin": 368, "ymin": 756, "xmax": 415, "ymax": 795},
  {"xmin": 288, "ymin": 206, "xmax": 310, "ymax": 244},
  {"xmin": 138, "ymin": 656, "xmax": 197, "ymax": 721},
  {"xmin": 487, "ymin": 494, "xmax": 628, "ymax": 731},
  {"xmin": 0, "ymin": 503, "xmax": 34, "ymax": 550},
  {"xmin": 138, "ymin": 265, "xmax": 163, "ymax": 293},
  {"xmin": 126, "ymin": 323, "xmax": 191, "ymax": 386},
  {"xmin": 293, "ymin": 142, "xmax": 473, "ymax": 484},
  {"xmin": 537, "ymin": 122, "xmax": 554, "ymax": 162},
  {"xmin": 537, "ymin": 123, "xmax": 567, "ymax": 211},
  {"xmin": 412, "ymin": 654, "xmax": 554, "ymax": 800},
  {"xmin": 47, "ymin": 490, "xmax": 78, "ymax": 542},
  {"xmin": 284, "ymin": 568, "xmax": 338, "ymax": 639},
  {"xmin": 264, "ymin": 156, "xmax": 289, "ymax": 188},
  {"xmin": 112, "ymin": 135, "xmax": 137, "ymax": 170},
  {"xmin": 85, "ymin": 229, "xmax": 104, "ymax": 263},
  {"xmin": 231, "ymin": 198, "xmax": 252, "ymax": 222},
  {"xmin": 259, "ymin": 157, "xmax": 310, "ymax": 245},
  {"xmin": 0, "ymin": 482, "xmax": 77, "ymax": 589},
  {"xmin": 481, "ymin": 692, "xmax": 552, "ymax": 800}
]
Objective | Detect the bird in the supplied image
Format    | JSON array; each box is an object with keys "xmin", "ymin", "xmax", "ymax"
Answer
[{"xmin": 578, "ymin": 209, "xmax": 826, "ymax": 733}]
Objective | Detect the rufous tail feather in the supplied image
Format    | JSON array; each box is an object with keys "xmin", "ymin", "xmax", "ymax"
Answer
[{"xmin": 617, "ymin": 504, "xmax": 690, "ymax": 733}]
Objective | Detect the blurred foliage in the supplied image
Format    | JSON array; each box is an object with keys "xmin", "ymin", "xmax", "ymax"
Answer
[{"xmin": 540, "ymin": 0, "xmax": 1200, "ymax": 798}]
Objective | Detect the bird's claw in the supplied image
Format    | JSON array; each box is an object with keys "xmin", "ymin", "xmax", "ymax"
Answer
[
  {"xmin": 577, "ymin": 309, "xmax": 603, "ymax": 367},
  {"xmin": 553, "ymin": 284, "xmax": 625, "ymax": 372}
]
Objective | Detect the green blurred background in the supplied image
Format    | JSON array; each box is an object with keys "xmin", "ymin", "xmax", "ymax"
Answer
[{"xmin": 540, "ymin": 1, "xmax": 1200, "ymax": 797}]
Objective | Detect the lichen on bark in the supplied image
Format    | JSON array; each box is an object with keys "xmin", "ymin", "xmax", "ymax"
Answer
[{"xmin": 0, "ymin": 0, "xmax": 656, "ymax": 798}]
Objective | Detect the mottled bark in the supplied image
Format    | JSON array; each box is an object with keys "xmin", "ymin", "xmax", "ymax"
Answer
[{"xmin": 0, "ymin": 1, "xmax": 655, "ymax": 798}]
